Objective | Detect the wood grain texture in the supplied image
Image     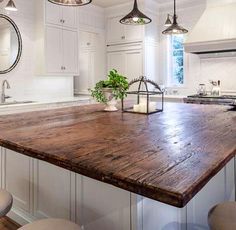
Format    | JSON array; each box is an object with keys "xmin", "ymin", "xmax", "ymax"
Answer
[
  {"xmin": 0, "ymin": 217, "xmax": 20, "ymax": 230},
  {"xmin": 0, "ymin": 103, "xmax": 235, "ymax": 208}
]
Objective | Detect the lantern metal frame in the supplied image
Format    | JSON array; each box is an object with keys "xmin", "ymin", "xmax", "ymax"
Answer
[{"xmin": 122, "ymin": 76, "xmax": 164, "ymax": 115}]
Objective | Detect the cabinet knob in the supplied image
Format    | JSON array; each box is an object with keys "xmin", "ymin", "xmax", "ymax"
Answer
[
  {"xmin": 60, "ymin": 19, "xmax": 63, "ymax": 23},
  {"xmin": 121, "ymin": 36, "xmax": 125, "ymax": 40},
  {"xmin": 87, "ymin": 42, "xmax": 91, "ymax": 46}
]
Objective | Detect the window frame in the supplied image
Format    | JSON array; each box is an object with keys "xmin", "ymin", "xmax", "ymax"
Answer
[{"xmin": 166, "ymin": 34, "xmax": 186, "ymax": 88}]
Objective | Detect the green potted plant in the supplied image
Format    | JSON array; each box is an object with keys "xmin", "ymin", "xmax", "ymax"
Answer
[{"xmin": 90, "ymin": 69, "xmax": 129, "ymax": 111}]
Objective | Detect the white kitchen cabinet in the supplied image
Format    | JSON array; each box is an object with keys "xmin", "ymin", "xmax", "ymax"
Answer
[
  {"xmin": 107, "ymin": 42, "xmax": 158, "ymax": 85},
  {"xmin": 45, "ymin": 26, "xmax": 78, "ymax": 74},
  {"xmin": 45, "ymin": 0, "xmax": 77, "ymax": 29},
  {"xmin": 2, "ymin": 149, "xmax": 32, "ymax": 214},
  {"xmin": 35, "ymin": 0, "xmax": 79, "ymax": 76},
  {"xmin": 107, "ymin": 44, "xmax": 143, "ymax": 85},
  {"xmin": 33, "ymin": 160, "xmax": 73, "ymax": 220},
  {"xmin": 80, "ymin": 31, "xmax": 96, "ymax": 49},
  {"xmin": 62, "ymin": 29, "xmax": 78, "ymax": 74},
  {"xmin": 75, "ymin": 30, "xmax": 105, "ymax": 94},
  {"xmin": 76, "ymin": 176, "xmax": 131, "ymax": 230},
  {"xmin": 187, "ymin": 158, "xmax": 235, "ymax": 229},
  {"xmin": 107, "ymin": 16, "xmax": 143, "ymax": 45},
  {"xmin": 45, "ymin": 26, "xmax": 62, "ymax": 74}
]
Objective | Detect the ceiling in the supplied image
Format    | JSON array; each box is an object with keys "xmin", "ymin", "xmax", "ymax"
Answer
[{"xmin": 92, "ymin": 0, "xmax": 173, "ymax": 8}]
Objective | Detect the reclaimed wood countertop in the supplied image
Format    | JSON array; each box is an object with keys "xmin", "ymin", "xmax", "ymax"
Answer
[{"xmin": 0, "ymin": 103, "xmax": 235, "ymax": 208}]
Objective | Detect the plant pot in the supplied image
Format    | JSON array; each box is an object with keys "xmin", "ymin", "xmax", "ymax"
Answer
[{"xmin": 102, "ymin": 88, "xmax": 118, "ymax": 112}]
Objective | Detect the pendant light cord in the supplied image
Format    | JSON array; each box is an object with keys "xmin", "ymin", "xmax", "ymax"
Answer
[
  {"xmin": 173, "ymin": 0, "xmax": 177, "ymax": 24},
  {"xmin": 134, "ymin": 0, "xmax": 138, "ymax": 10}
]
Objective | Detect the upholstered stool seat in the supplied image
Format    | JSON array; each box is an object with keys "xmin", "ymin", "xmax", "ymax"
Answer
[
  {"xmin": 208, "ymin": 202, "xmax": 236, "ymax": 230},
  {"xmin": 0, "ymin": 189, "xmax": 13, "ymax": 217},
  {"xmin": 19, "ymin": 218, "xmax": 81, "ymax": 230}
]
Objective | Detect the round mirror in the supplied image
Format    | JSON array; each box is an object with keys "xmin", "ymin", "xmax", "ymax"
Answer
[{"xmin": 0, "ymin": 14, "xmax": 22, "ymax": 74}]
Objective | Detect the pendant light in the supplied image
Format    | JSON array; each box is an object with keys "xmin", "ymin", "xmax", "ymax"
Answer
[
  {"xmin": 5, "ymin": 0, "xmax": 18, "ymax": 11},
  {"xmin": 120, "ymin": 0, "xmax": 152, "ymax": 25},
  {"xmin": 48, "ymin": 0, "xmax": 92, "ymax": 6},
  {"xmin": 162, "ymin": 0, "xmax": 188, "ymax": 35},
  {"xmin": 164, "ymin": 14, "xmax": 172, "ymax": 27}
]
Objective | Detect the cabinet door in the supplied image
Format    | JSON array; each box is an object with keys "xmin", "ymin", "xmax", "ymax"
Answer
[
  {"xmin": 3, "ymin": 149, "xmax": 32, "ymax": 213},
  {"xmin": 187, "ymin": 158, "xmax": 235, "ymax": 229},
  {"xmin": 76, "ymin": 176, "xmax": 131, "ymax": 230},
  {"xmin": 45, "ymin": 26, "xmax": 63, "ymax": 73},
  {"xmin": 76, "ymin": 49, "xmax": 95, "ymax": 94},
  {"xmin": 33, "ymin": 160, "xmax": 72, "ymax": 219},
  {"xmin": 107, "ymin": 51, "xmax": 126, "ymax": 76},
  {"xmin": 124, "ymin": 26, "xmax": 143, "ymax": 43},
  {"xmin": 125, "ymin": 50, "xmax": 143, "ymax": 84},
  {"xmin": 45, "ymin": 1, "xmax": 62, "ymax": 26},
  {"xmin": 62, "ymin": 29, "xmax": 78, "ymax": 74},
  {"xmin": 62, "ymin": 6, "xmax": 77, "ymax": 29},
  {"xmin": 80, "ymin": 31, "xmax": 96, "ymax": 49},
  {"xmin": 107, "ymin": 17, "xmax": 125, "ymax": 44}
]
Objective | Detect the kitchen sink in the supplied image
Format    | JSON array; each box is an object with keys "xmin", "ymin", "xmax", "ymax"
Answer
[{"xmin": 0, "ymin": 101, "xmax": 35, "ymax": 106}]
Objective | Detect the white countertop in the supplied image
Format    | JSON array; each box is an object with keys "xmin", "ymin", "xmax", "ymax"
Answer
[{"xmin": 0, "ymin": 96, "xmax": 91, "ymax": 115}]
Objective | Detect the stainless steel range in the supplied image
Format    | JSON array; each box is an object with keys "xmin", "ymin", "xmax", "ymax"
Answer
[{"xmin": 184, "ymin": 95, "xmax": 236, "ymax": 107}]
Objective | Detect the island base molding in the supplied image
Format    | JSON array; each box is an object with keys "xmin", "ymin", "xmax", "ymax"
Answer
[{"xmin": 0, "ymin": 147, "xmax": 235, "ymax": 230}]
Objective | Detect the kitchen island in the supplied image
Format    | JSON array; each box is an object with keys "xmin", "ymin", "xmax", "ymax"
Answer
[{"xmin": 0, "ymin": 103, "xmax": 235, "ymax": 229}]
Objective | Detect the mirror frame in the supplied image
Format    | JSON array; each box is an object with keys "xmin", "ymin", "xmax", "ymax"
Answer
[{"xmin": 0, "ymin": 14, "xmax": 22, "ymax": 74}]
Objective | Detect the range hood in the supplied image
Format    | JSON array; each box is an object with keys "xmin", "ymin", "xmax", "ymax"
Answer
[{"xmin": 184, "ymin": 0, "xmax": 236, "ymax": 54}]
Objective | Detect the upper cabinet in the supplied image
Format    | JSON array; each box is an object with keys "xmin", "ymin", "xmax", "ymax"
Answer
[
  {"xmin": 45, "ymin": 1, "xmax": 77, "ymax": 29},
  {"xmin": 35, "ymin": 0, "xmax": 78, "ymax": 76},
  {"xmin": 107, "ymin": 16, "xmax": 144, "ymax": 45}
]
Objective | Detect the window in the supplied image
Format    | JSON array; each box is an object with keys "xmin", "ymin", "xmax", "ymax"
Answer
[{"xmin": 167, "ymin": 35, "xmax": 184, "ymax": 86}]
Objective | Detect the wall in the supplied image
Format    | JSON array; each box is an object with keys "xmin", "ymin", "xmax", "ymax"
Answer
[
  {"xmin": 0, "ymin": 0, "xmax": 74, "ymax": 101},
  {"xmin": 158, "ymin": 0, "xmax": 236, "ymax": 95}
]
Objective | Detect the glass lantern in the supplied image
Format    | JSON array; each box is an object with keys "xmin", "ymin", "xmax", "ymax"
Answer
[{"xmin": 122, "ymin": 76, "xmax": 164, "ymax": 115}]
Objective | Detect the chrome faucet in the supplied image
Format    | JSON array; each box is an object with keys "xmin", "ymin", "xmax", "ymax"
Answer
[{"xmin": 1, "ymin": 80, "xmax": 11, "ymax": 103}]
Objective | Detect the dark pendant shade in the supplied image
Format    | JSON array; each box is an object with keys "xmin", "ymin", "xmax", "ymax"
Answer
[
  {"xmin": 162, "ymin": 0, "xmax": 188, "ymax": 35},
  {"xmin": 164, "ymin": 14, "xmax": 172, "ymax": 27},
  {"xmin": 120, "ymin": 0, "xmax": 152, "ymax": 25},
  {"xmin": 162, "ymin": 15, "xmax": 188, "ymax": 34},
  {"xmin": 5, "ymin": 0, "xmax": 18, "ymax": 11},
  {"xmin": 48, "ymin": 0, "xmax": 92, "ymax": 6}
]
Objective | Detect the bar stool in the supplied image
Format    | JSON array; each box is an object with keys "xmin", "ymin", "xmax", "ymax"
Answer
[
  {"xmin": 0, "ymin": 189, "xmax": 13, "ymax": 217},
  {"xmin": 208, "ymin": 202, "xmax": 236, "ymax": 230},
  {"xmin": 18, "ymin": 218, "xmax": 81, "ymax": 230}
]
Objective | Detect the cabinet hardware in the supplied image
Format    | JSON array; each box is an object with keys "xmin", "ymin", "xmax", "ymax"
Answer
[
  {"xmin": 87, "ymin": 42, "xmax": 91, "ymax": 46},
  {"xmin": 121, "ymin": 36, "xmax": 125, "ymax": 39}
]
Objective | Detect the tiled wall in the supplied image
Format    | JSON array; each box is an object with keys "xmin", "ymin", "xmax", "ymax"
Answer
[{"xmin": 0, "ymin": 0, "xmax": 74, "ymax": 101}]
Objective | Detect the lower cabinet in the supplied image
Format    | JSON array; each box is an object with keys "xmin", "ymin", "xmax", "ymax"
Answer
[
  {"xmin": 0, "ymin": 147, "xmax": 235, "ymax": 230},
  {"xmin": 0, "ymin": 148, "xmax": 131, "ymax": 229},
  {"xmin": 2, "ymin": 149, "xmax": 32, "ymax": 214},
  {"xmin": 33, "ymin": 160, "xmax": 72, "ymax": 220},
  {"xmin": 76, "ymin": 176, "xmax": 131, "ymax": 230}
]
